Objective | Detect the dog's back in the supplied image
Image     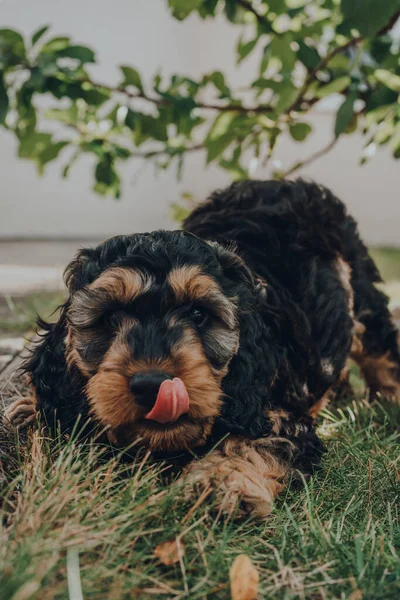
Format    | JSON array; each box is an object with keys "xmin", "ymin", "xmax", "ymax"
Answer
[
  {"xmin": 184, "ymin": 179, "xmax": 350, "ymax": 287},
  {"xmin": 185, "ymin": 178, "xmax": 400, "ymax": 405}
]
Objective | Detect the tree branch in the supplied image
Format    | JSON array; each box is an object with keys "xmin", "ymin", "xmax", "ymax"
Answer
[
  {"xmin": 236, "ymin": 0, "xmax": 275, "ymax": 33},
  {"xmin": 131, "ymin": 143, "xmax": 203, "ymax": 159},
  {"xmin": 86, "ymin": 79, "xmax": 275, "ymax": 113},
  {"xmin": 377, "ymin": 8, "xmax": 400, "ymax": 35},
  {"xmin": 287, "ymin": 8, "xmax": 400, "ymax": 114},
  {"xmin": 277, "ymin": 138, "xmax": 338, "ymax": 179}
]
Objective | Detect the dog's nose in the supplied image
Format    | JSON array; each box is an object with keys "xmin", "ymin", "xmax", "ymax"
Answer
[{"xmin": 130, "ymin": 371, "xmax": 173, "ymax": 409}]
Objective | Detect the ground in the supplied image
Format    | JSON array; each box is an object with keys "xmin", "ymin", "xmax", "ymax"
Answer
[{"xmin": 0, "ymin": 249, "xmax": 399, "ymax": 600}]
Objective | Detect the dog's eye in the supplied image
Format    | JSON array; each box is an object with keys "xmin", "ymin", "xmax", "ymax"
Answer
[{"xmin": 188, "ymin": 306, "xmax": 208, "ymax": 327}]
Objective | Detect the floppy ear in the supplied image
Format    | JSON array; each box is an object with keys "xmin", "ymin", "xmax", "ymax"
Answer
[
  {"xmin": 218, "ymin": 308, "xmax": 278, "ymax": 437},
  {"xmin": 64, "ymin": 248, "xmax": 99, "ymax": 293},
  {"xmin": 64, "ymin": 235, "xmax": 137, "ymax": 292},
  {"xmin": 218, "ymin": 282, "xmax": 312, "ymax": 438},
  {"xmin": 23, "ymin": 304, "xmax": 88, "ymax": 435},
  {"xmin": 207, "ymin": 241, "xmax": 255, "ymax": 290}
]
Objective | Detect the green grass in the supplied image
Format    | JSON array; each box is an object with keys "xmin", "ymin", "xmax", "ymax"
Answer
[
  {"xmin": 0, "ymin": 399, "xmax": 399, "ymax": 599},
  {"xmin": 0, "ymin": 291, "xmax": 66, "ymax": 335},
  {"xmin": 370, "ymin": 247, "xmax": 400, "ymax": 282}
]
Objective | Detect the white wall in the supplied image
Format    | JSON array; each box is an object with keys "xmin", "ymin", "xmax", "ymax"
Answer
[{"xmin": 0, "ymin": 0, "xmax": 399, "ymax": 246}]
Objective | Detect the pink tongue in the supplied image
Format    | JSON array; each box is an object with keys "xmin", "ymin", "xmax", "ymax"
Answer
[{"xmin": 144, "ymin": 378, "xmax": 189, "ymax": 424}]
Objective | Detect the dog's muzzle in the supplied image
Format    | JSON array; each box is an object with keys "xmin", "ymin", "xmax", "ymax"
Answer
[{"xmin": 130, "ymin": 371, "xmax": 190, "ymax": 424}]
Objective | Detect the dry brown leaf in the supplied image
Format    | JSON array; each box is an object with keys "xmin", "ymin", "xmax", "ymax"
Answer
[
  {"xmin": 230, "ymin": 554, "xmax": 259, "ymax": 600},
  {"xmin": 348, "ymin": 591, "xmax": 363, "ymax": 600},
  {"xmin": 154, "ymin": 538, "xmax": 185, "ymax": 566}
]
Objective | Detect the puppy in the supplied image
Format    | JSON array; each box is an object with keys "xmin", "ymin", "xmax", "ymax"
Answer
[{"xmin": 6, "ymin": 179, "xmax": 400, "ymax": 517}]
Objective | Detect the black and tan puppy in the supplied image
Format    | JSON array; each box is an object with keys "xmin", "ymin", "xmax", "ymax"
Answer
[{"xmin": 6, "ymin": 179, "xmax": 400, "ymax": 517}]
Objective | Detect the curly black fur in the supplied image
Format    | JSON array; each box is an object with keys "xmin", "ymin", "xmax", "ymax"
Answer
[{"xmin": 21, "ymin": 179, "xmax": 400, "ymax": 479}]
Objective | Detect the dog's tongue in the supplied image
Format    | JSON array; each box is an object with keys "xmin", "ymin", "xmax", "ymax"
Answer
[{"xmin": 144, "ymin": 378, "xmax": 189, "ymax": 424}]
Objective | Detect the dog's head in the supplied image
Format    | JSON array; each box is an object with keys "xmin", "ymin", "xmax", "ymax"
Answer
[{"xmin": 63, "ymin": 231, "xmax": 254, "ymax": 452}]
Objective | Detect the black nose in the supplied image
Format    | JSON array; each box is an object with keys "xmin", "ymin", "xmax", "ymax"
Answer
[{"xmin": 130, "ymin": 371, "xmax": 173, "ymax": 409}]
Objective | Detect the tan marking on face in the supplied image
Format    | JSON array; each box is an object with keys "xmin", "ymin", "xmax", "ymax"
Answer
[
  {"xmin": 65, "ymin": 324, "xmax": 94, "ymax": 377},
  {"xmin": 86, "ymin": 326, "xmax": 224, "ymax": 451},
  {"xmin": 168, "ymin": 266, "xmax": 237, "ymax": 329},
  {"xmin": 66, "ymin": 267, "xmax": 151, "ymax": 375},
  {"xmin": 89, "ymin": 267, "xmax": 153, "ymax": 302}
]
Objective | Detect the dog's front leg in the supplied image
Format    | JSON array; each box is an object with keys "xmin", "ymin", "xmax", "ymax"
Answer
[
  {"xmin": 4, "ymin": 395, "xmax": 37, "ymax": 429},
  {"xmin": 183, "ymin": 436, "xmax": 293, "ymax": 518}
]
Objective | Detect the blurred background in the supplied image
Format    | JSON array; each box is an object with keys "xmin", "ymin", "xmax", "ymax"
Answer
[{"xmin": 0, "ymin": 0, "xmax": 399, "ymax": 362}]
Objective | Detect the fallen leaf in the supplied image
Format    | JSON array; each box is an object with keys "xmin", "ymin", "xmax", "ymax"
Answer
[
  {"xmin": 230, "ymin": 554, "xmax": 259, "ymax": 600},
  {"xmin": 348, "ymin": 591, "xmax": 363, "ymax": 600},
  {"xmin": 154, "ymin": 538, "xmax": 185, "ymax": 566}
]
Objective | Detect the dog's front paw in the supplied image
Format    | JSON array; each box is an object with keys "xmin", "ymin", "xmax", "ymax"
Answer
[
  {"xmin": 4, "ymin": 396, "xmax": 37, "ymax": 429},
  {"xmin": 183, "ymin": 453, "xmax": 276, "ymax": 519}
]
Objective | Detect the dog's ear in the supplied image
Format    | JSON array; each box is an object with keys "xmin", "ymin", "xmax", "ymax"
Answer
[
  {"xmin": 23, "ymin": 306, "xmax": 88, "ymax": 434},
  {"xmin": 64, "ymin": 248, "xmax": 99, "ymax": 293},
  {"xmin": 207, "ymin": 241, "xmax": 255, "ymax": 288},
  {"xmin": 219, "ymin": 285, "xmax": 311, "ymax": 438}
]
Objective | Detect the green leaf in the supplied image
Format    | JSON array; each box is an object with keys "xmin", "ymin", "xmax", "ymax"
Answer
[
  {"xmin": 297, "ymin": 41, "xmax": 320, "ymax": 71},
  {"xmin": 170, "ymin": 203, "xmax": 191, "ymax": 224},
  {"xmin": 207, "ymin": 71, "xmax": 231, "ymax": 97},
  {"xmin": 62, "ymin": 150, "xmax": 80, "ymax": 178},
  {"xmin": 31, "ymin": 25, "xmax": 50, "ymax": 46},
  {"xmin": 237, "ymin": 37, "xmax": 258, "ymax": 64},
  {"xmin": 57, "ymin": 45, "xmax": 95, "ymax": 63},
  {"xmin": 168, "ymin": 0, "xmax": 203, "ymax": 20},
  {"xmin": 393, "ymin": 140, "xmax": 400, "ymax": 159},
  {"xmin": 135, "ymin": 114, "xmax": 168, "ymax": 143},
  {"xmin": 275, "ymin": 83, "xmax": 298, "ymax": 114},
  {"xmin": 18, "ymin": 132, "xmax": 53, "ymax": 159},
  {"xmin": 120, "ymin": 66, "xmax": 143, "ymax": 92},
  {"xmin": 224, "ymin": 0, "xmax": 240, "ymax": 22},
  {"xmin": 198, "ymin": 0, "xmax": 219, "ymax": 18},
  {"xmin": 341, "ymin": 0, "xmax": 400, "ymax": 37},
  {"xmin": 82, "ymin": 87, "xmax": 110, "ymax": 105},
  {"xmin": 37, "ymin": 141, "xmax": 69, "ymax": 169},
  {"xmin": 314, "ymin": 76, "xmax": 351, "ymax": 98},
  {"xmin": 334, "ymin": 92, "xmax": 357, "ymax": 138},
  {"xmin": 252, "ymin": 78, "xmax": 286, "ymax": 92},
  {"xmin": 289, "ymin": 122, "xmax": 312, "ymax": 142},
  {"xmin": 45, "ymin": 104, "xmax": 79, "ymax": 124},
  {"xmin": 207, "ymin": 111, "xmax": 239, "ymax": 142},
  {"xmin": 124, "ymin": 108, "xmax": 136, "ymax": 129},
  {"xmin": 219, "ymin": 156, "xmax": 248, "ymax": 180},
  {"xmin": 94, "ymin": 156, "xmax": 120, "ymax": 198},
  {"xmin": 206, "ymin": 133, "xmax": 235, "ymax": 163},
  {"xmin": 267, "ymin": 0, "xmax": 289, "ymax": 14},
  {"xmin": 0, "ymin": 70, "xmax": 9, "ymax": 125},
  {"xmin": 15, "ymin": 83, "xmax": 36, "ymax": 134},
  {"xmin": 0, "ymin": 28, "xmax": 26, "ymax": 66},
  {"xmin": 205, "ymin": 112, "xmax": 243, "ymax": 163},
  {"xmin": 96, "ymin": 157, "xmax": 115, "ymax": 185},
  {"xmin": 269, "ymin": 37, "xmax": 296, "ymax": 74},
  {"xmin": 39, "ymin": 36, "xmax": 71, "ymax": 54},
  {"xmin": 81, "ymin": 139, "xmax": 105, "ymax": 159},
  {"xmin": 375, "ymin": 69, "xmax": 400, "ymax": 93}
]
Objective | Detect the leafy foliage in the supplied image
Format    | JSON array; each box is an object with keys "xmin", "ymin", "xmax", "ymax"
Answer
[{"xmin": 0, "ymin": 0, "xmax": 400, "ymax": 198}]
